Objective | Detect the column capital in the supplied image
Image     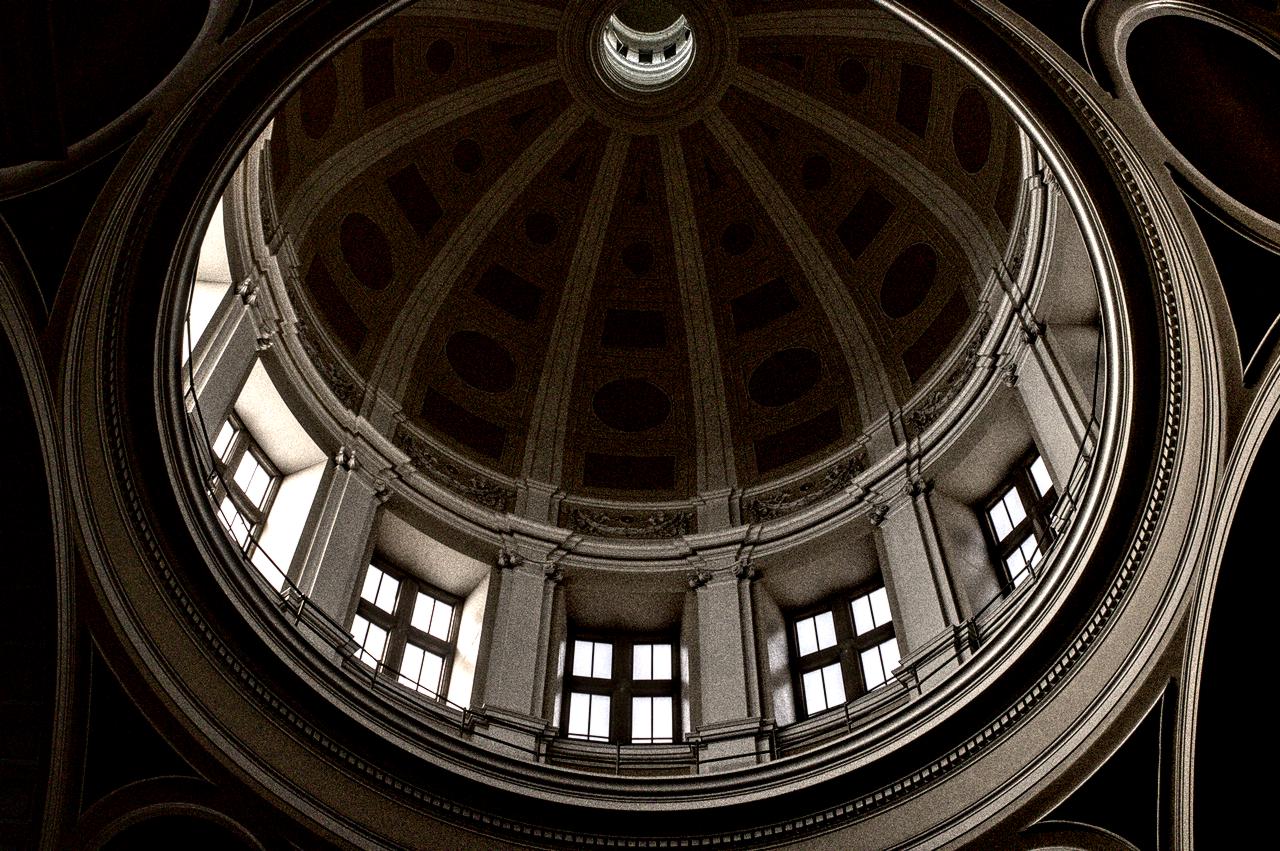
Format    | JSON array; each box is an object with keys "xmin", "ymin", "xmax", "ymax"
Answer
[
  {"xmin": 497, "ymin": 548, "xmax": 524, "ymax": 570},
  {"xmin": 332, "ymin": 445, "xmax": 358, "ymax": 471}
]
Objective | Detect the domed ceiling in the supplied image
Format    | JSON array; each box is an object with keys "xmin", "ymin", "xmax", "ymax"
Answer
[{"xmin": 265, "ymin": 0, "xmax": 1023, "ymax": 531}]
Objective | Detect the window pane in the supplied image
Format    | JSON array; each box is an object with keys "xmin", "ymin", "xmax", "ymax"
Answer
[
  {"xmin": 988, "ymin": 501, "xmax": 1013, "ymax": 540},
  {"xmin": 1021, "ymin": 536, "xmax": 1042, "ymax": 567},
  {"xmin": 633, "ymin": 644, "xmax": 652, "ymax": 680},
  {"xmin": 632, "ymin": 697, "xmax": 652, "ymax": 741},
  {"xmin": 399, "ymin": 642, "xmax": 424, "ymax": 685},
  {"xmin": 879, "ymin": 638, "xmax": 900, "ymax": 678},
  {"xmin": 861, "ymin": 646, "xmax": 886, "ymax": 689},
  {"xmin": 572, "ymin": 640, "xmax": 594, "ymax": 677},
  {"xmin": 375, "ymin": 573, "xmax": 399, "ymax": 613},
  {"xmin": 592, "ymin": 642, "xmax": 613, "ymax": 679},
  {"xmin": 361, "ymin": 565, "xmax": 384, "ymax": 606},
  {"xmin": 652, "ymin": 644, "xmax": 672, "ymax": 680},
  {"xmin": 428, "ymin": 599, "xmax": 453, "ymax": 640},
  {"xmin": 244, "ymin": 462, "xmax": 271, "ymax": 508},
  {"xmin": 802, "ymin": 669, "xmax": 828, "ymax": 713},
  {"xmin": 869, "ymin": 587, "xmax": 892, "ymax": 628},
  {"xmin": 821, "ymin": 662, "xmax": 846, "ymax": 706},
  {"xmin": 353, "ymin": 616, "xmax": 387, "ymax": 667},
  {"xmin": 796, "ymin": 617, "xmax": 818, "ymax": 657},
  {"xmin": 212, "ymin": 420, "xmax": 236, "ymax": 460},
  {"xmin": 851, "ymin": 596, "xmax": 874, "ymax": 636},
  {"xmin": 410, "ymin": 593, "xmax": 435, "ymax": 633},
  {"xmin": 233, "ymin": 451, "xmax": 261, "ymax": 494},
  {"xmin": 652, "ymin": 696, "xmax": 673, "ymax": 741},
  {"xmin": 1030, "ymin": 455, "xmax": 1054, "ymax": 497},
  {"xmin": 589, "ymin": 694, "xmax": 610, "ymax": 740},
  {"xmin": 568, "ymin": 692, "xmax": 590, "ymax": 736},
  {"xmin": 1003, "ymin": 488, "xmax": 1027, "ymax": 526},
  {"xmin": 814, "ymin": 611, "xmax": 837, "ymax": 650},
  {"xmin": 418, "ymin": 649, "xmax": 444, "ymax": 696}
]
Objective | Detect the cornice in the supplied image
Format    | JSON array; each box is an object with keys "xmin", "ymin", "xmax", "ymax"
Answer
[{"xmin": 58, "ymin": 0, "xmax": 1219, "ymax": 847}]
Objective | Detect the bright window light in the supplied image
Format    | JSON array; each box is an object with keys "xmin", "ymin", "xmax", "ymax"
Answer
[
  {"xmin": 851, "ymin": 587, "xmax": 893, "ymax": 635},
  {"xmin": 1030, "ymin": 455, "xmax": 1054, "ymax": 497},
  {"xmin": 360, "ymin": 564, "xmax": 400, "ymax": 614},
  {"xmin": 796, "ymin": 611, "xmax": 837, "ymax": 656},
  {"xmin": 802, "ymin": 662, "xmax": 846, "ymax": 713},
  {"xmin": 568, "ymin": 692, "xmax": 611, "ymax": 741},
  {"xmin": 411, "ymin": 592, "xmax": 454, "ymax": 641}
]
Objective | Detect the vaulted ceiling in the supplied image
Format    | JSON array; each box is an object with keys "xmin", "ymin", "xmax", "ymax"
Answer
[{"xmin": 267, "ymin": 0, "xmax": 1022, "ymax": 505}]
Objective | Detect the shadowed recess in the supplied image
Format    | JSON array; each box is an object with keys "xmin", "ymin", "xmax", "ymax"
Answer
[
  {"xmin": 386, "ymin": 164, "xmax": 442, "ymax": 239},
  {"xmin": 622, "ymin": 241, "xmax": 655, "ymax": 275},
  {"xmin": 305, "ymin": 258, "xmax": 367, "ymax": 354},
  {"xmin": 361, "ymin": 37, "xmax": 396, "ymax": 109},
  {"xmin": 446, "ymin": 331, "xmax": 517, "ymax": 393},
  {"xmin": 452, "ymin": 138, "xmax": 484, "ymax": 174},
  {"xmin": 426, "ymin": 39, "xmax": 455, "ymax": 74},
  {"xmin": 952, "ymin": 87, "xmax": 992, "ymax": 173},
  {"xmin": 880, "ymin": 242, "xmax": 938, "ymax": 318},
  {"xmin": 755, "ymin": 407, "xmax": 842, "ymax": 473},
  {"xmin": 49, "ymin": 0, "xmax": 208, "ymax": 143},
  {"xmin": 903, "ymin": 288, "xmax": 971, "ymax": 382},
  {"xmin": 1128, "ymin": 15, "xmax": 1280, "ymax": 224},
  {"xmin": 299, "ymin": 59, "xmax": 338, "ymax": 139},
  {"xmin": 583, "ymin": 453, "xmax": 677, "ymax": 490},
  {"xmin": 721, "ymin": 221, "xmax": 755, "ymax": 256},
  {"xmin": 896, "ymin": 63, "xmax": 932, "ymax": 138},
  {"xmin": 602, "ymin": 308, "xmax": 667, "ymax": 348},
  {"xmin": 339, "ymin": 213, "xmax": 394, "ymax": 290},
  {"xmin": 749, "ymin": 348, "xmax": 822, "ymax": 407},
  {"xmin": 593, "ymin": 378, "xmax": 671, "ymax": 431},
  {"xmin": 836, "ymin": 188, "xmax": 895, "ymax": 260},
  {"xmin": 837, "ymin": 57, "xmax": 868, "ymax": 95},
  {"xmin": 525, "ymin": 212, "xmax": 558, "ymax": 245},
  {"xmin": 475, "ymin": 265, "xmax": 543, "ymax": 322},
  {"xmin": 732, "ymin": 277, "xmax": 798, "ymax": 334},
  {"xmin": 800, "ymin": 154, "xmax": 831, "ymax": 191},
  {"xmin": 420, "ymin": 388, "xmax": 506, "ymax": 458}
]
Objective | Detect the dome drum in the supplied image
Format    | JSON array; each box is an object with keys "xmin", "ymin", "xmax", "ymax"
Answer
[{"xmin": 53, "ymin": 0, "xmax": 1225, "ymax": 846}]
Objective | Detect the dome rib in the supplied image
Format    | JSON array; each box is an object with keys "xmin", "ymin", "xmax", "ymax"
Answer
[
  {"xmin": 734, "ymin": 66, "xmax": 1006, "ymax": 284},
  {"xmin": 704, "ymin": 107, "xmax": 896, "ymax": 424},
  {"xmin": 518, "ymin": 129, "xmax": 630, "ymax": 508},
  {"xmin": 658, "ymin": 132, "xmax": 739, "ymax": 507},
  {"xmin": 282, "ymin": 60, "xmax": 561, "ymax": 247},
  {"xmin": 372, "ymin": 102, "xmax": 587, "ymax": 403}
]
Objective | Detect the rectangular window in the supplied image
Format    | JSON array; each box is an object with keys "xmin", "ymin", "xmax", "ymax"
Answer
[
  {"xmin": 348, "ymin": 560, "xmax": 458, "ymax": 704},
  {"xmin": 790, "ymin": 583, "xmax": 899, "ymax": 719},
  {"xmin": 983, "ymin": 451, "xmax": 1058, "ymax": 590},
  {"xmin": 209, "ymin": 414, "xmax": 280, "ymax": 560},
  {"xmin": 563, "ymin": 635, "xmax": 679, "ymax": 744},
  {"xmin": 567, "ymin": 692, "xmax": 611, "ymax": 741}
]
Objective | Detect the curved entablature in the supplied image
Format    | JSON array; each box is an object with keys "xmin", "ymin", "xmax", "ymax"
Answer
[
  {"xmin": 177, "ymin": 99, "xmax": 1107, "ymax": 788},
  {"xmin": 52, "ymin": 0, "xmax": 1237, "ymax": 844},
  {"xmin": 599, "ymin": 7, "xmax": 694, "ymax": 92}
]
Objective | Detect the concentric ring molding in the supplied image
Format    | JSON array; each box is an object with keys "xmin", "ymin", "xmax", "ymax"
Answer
[{"xmin": 61, "ymin": 0, "xmax": 1216, "ymax": 846}]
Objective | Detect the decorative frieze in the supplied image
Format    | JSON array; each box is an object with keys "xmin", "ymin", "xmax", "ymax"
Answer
[
  {"xmin": 393, "ymin": 424, "xmax": 515, "ymax": 513},
  {"xmin": 742, "ymin": 449, "xmax": 868, "ymax": 524},
  {"xmin": 903, "ymin": 309, "xmax": 995, "ymax": 438},
  {"xmin": 561, "ymin": 504, "xmax": 696, "ymax": 539},
  {"xmin": 294, "ymin": 319, "xmax": 364, "ymax": 412}
]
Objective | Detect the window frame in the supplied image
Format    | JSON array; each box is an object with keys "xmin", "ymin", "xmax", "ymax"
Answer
[
  {"xmin": 788, "ymin": 580, "xmax": 898, "ymax": 720},
  {"xmin": 209, "ymin": 413, "xmax": 281, "ymax": 558},
  {"xmin": 981, "ymin": 449, "xmax": 1059, "ymax": 590},
  {"xmin": 349, "ymin": 558, "xmax": 461, "ymax": 703},
  {"xmin": 561, "ymin": 632, "xmax": 680, "ymax": 745}
]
